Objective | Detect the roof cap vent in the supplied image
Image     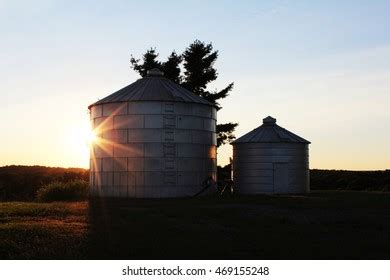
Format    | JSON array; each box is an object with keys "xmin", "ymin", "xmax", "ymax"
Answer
[
  {"xmin": 146, "ymin": 68, "xmax": 164, "ymax": 77},
  {"xmin": 263, "ymin": 116, "xmax": 276, "ymax": 125}
]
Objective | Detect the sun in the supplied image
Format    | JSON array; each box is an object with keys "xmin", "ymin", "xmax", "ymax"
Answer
[
  {"xmin": 86, "ymin": 129, "xmax": 98, "ymax": 146},
  {"xmin": 69, "ymin": 121, "xmax": 97, "ymax": 148},
  {"xmin": 62, "ymin": 119, "xmax": 98, "ymax": 168}
]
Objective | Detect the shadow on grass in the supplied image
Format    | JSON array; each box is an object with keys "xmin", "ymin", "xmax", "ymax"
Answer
[
  {"xmin": 1, "ymin": 191, "xmax": 389, "ymax": 259},
  {"xmin": 85, "ymin": 192, "xmax": 390, "ymax": 259}
]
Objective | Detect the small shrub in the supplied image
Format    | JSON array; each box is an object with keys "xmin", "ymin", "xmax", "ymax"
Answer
[{"xmin": 36, "ymin": 180, "xmax": 89, "ymax": 202}]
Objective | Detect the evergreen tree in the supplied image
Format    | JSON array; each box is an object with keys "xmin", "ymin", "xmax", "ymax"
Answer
[
  {"xmin": 130, "ymin": 48, "xmax": 161, "ymax": 77},
  {"xmin": 181, "ymin": 40, "xmax": 237, "ymax": 146},
  {"xmin": 161, "ymin": 51, "xmax": 182, "ymax": 84},
  {"xmin": 130, "ymin": 49, "xmax": 182, "ymax": 83},
  {"xmin": 130, "ymin": 40, "xmax": 238, "ymax": 147}
]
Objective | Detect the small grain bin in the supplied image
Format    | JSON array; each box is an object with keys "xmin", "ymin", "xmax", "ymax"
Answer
[
  {"xmin": 88, "ymin": 69, "xmax": 217, "ymax": 198},
  {"xmin": 232, "ymin": 116, "xmax": 310, "ymax": 194}
]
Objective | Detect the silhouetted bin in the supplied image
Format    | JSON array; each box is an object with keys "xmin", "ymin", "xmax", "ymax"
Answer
[
  {"xmin": 232, "ymin": 116, "xmax": 310, "ymax": 194},
  {"xmin": 88, "ymin": 69, "xmax": 217, "ymax": 198}
]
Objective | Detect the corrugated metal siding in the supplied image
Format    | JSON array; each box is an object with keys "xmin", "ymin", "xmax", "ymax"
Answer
[
  {"xmin": 233, "ymin": 143, "xmax": 309, "ymax": 194},
  {"xmin": 90, "ymin": 101, "xmax": 217, "ymax": 198},
  {"xmin": 232, "ymin": 117, "xmax": 310, "ymax": 194}
]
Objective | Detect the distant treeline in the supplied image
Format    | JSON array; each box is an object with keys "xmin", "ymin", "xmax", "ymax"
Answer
[
  {"xmin": 218, "ymin": 165, "xmax": 390, "ymax": 191},
  {"xmin": 0, "ymin": 165, "xmax": 88, "ymax": 201},
  {"xmin": 310, "ymin": 169, "xmax": 390, "ymax": 191},
  {"xmin": 1, "ymin": 165, "xmax": 389, "ymax": 201}
]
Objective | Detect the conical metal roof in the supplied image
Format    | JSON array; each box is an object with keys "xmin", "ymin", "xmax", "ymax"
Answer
[
  {"xmin": 88, "ymin": 68, "xmax": 214, "ymax": 108},
  {"xmin": 232, "ymin": 116, "xmax": 310, "ymax": 144}
]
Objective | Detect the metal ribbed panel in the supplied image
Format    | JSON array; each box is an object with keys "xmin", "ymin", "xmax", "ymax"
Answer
[
  {"xmin": 232, "ymin": 117, "xmax": 310, "ymax": 194},
  {"xmin": 89, "ymin": 77, "xmax": 215, "ymax": 108},
  {"xmin": 90, "ymin": 101, "xmax": 217, "ymax": 198},
  {"xmin": 232, "ymin": 116, "xmax": 310, "ymax": 144},
  {"xmin": 89, "ymin": 70, "xmax": 217, "ymax": 198},
  {"xmin": 233, "ymin": 143, "xmax": 309, "ymax": 194}
]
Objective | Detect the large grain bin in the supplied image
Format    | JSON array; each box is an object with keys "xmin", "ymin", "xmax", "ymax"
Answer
[
  {"xmin": 232, "ymin": 116, "xmax": 310, "ymax": 194},
  {"xmin": 88, "ymin": 69, "xmax": 217, "ymax": 198}
]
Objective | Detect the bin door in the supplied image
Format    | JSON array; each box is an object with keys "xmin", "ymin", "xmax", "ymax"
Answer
[{"xmin": 273, "ymin": 163, "xmax": 289, "ymax": 193}]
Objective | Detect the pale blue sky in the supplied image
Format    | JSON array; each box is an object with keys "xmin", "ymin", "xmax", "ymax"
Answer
[{"xmin": 1, "ymin": 0, "xmax": 389, "ymax": 169}]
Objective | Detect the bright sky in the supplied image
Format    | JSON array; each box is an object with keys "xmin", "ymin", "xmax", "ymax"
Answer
[{"xmin": 1, "ymin": 0, "xmax": 389, "ymax": 170}]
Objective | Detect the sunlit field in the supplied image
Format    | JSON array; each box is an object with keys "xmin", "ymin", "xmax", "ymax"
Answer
[
  {"xmin": 1, "ymin": 191, "xmax": 390, "ymax": 259},
  {"xmin": 0, "ymin": 202, "xmax": 87, "ymax": 259}
]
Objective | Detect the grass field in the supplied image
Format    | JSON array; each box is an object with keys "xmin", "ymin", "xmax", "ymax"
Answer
[{"xmin": 1, "ymin": 191, "xmax": 390, "ymax": 259}]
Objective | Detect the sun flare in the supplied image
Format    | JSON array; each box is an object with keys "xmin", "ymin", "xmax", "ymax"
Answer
[
  {"xmin": 61, "ymin": 119, "xmax": 98, "ymax": 168},
  {"xmin": 86, "ymin": 129, "xmax": 98, "ymax": 146},
  {"xmin": 69, "ymin": 122, "xmax": 97, "ymax": 148}
]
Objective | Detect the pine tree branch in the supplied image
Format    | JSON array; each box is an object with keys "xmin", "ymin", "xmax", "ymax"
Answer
[
  {"xmin": 130, "ymin": 48, "xmax": 162, "ymax": 77},
  {"xmin": 216, "ymin": 122, "xmax": 239, "ymax": 147},
  {"xmin": 130, "ymin": 41, "xmax": 239, "ymax": 148},
  {"xmin": 201, "ymin": 82, "xmax": 234, "ymax": 106},
  {"xmin": 162, "ymin": 51, "xmax": 182, "ymax": 83}
]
